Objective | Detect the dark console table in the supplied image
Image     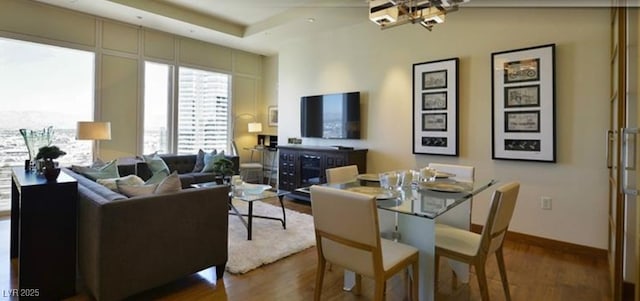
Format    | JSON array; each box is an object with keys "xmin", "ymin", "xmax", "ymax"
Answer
[
  {"xmin": 10, "ymin": 167, "xmax": 77, "ymax": 300},
  {"xmin": 278, "ymin": 145, "xmax": 367, "ymax": 201}
]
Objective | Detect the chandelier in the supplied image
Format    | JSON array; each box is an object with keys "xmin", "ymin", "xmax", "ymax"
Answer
[{"xmin": 369, "ymin": 0, "xmax": 469, "ymax": 31}]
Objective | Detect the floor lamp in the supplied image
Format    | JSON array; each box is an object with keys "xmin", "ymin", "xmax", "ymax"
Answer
[{"xmin": 76, "ymin": 121, "xmax": 111, "ymax": 161}]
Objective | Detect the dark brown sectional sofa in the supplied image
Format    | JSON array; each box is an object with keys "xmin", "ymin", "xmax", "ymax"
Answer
[
  {"xmin": 65, "ymin": 162, "xmax": 231, "ymax": 301},
  {"xmin": 135, "ymin": 153, "xmax": 240, "ymax": 188}
]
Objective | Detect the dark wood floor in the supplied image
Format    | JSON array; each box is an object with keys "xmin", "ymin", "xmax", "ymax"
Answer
[{"xmin": 2, "ymin": 197, "xmax": 611, "ymax": 301}]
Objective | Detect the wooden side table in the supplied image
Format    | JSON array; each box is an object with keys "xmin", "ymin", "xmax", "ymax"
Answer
[{"xmin": 10, "ymin": 167, "xmax": 78, "ymax": 300}]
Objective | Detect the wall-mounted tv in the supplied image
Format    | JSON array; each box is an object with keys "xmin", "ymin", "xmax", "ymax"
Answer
[{"xmin": 300, "ymin": 91, "xmax": 361, "ymax": 139}]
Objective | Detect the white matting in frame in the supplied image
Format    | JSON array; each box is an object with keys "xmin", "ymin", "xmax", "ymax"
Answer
[
  {"xmin": 492, "ymin": 44, "xmax": 555, "ymax": 162},
  {"xmin": 413, "ymin": 58, "xmax": 458, "ymax": 156}
]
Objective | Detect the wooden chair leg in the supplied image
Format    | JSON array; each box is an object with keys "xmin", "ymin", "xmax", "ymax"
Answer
[
  {"xmin": 411, "ymin": 261, "xmax": 419, "ymax": 301},
  {"xmin": 314, "ymin": 257, "xmax": 326, "ymax": 301},
  {"xmin": 496, "ymin": 248, "xmax": 512, "ymax": 301},
  {"xmin": 474, "ymin": 262, "xmax": 490, "ymax": 301},
  {"xmin": 373, "ymin": 277, "xmax": 386, "ymax": 301},
  {"xmin": 434, "ymin": 253, "xmax": 440, "ymax": 291},
  {"xmin": 353, "ymin": 273, "xmax": 362, "ymax": 295}
]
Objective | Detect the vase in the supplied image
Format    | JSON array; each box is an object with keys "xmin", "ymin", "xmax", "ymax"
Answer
[
  {"xmin": 43, "ymin": 166, "xmax": 61, "ymax": 182},
  {"xmin": 19, "ymin": 126, "xmax": 54, "ymax": 170}
]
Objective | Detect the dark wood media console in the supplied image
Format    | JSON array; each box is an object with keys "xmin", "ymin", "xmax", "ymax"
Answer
[{"xmin": 278, "ymin": 145, "xmax": 367, "ymax": 201}]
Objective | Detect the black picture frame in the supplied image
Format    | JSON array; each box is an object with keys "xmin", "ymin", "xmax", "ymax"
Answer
[
  {"xmin": 412, "ymin": 58, "xmax": 459, "ymax": 156},
  {"xmin": 504, "ymin": 110, "xmax": 540, "ymax": 133},
  {"xmin": 422, "ymin": 113, "xmax": 447, "ymax": 131},
  {"xmin": 492, "ymin": 44, "xmax": 555, "ymax": 162},
  {"xmin": 504, "ymin": 85, "xmax": 540, "ymax": 108},
  {"xmin": 422, "ymin": 92, "xmax": 448, "ymax": 110},
  {"xmin": 422, "ymin": 70, "xmax": 448, "ymax": 90}
]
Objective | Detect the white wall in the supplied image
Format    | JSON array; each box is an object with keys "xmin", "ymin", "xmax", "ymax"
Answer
[{"xmin": 275, "ymin": 8, "xmax": 610, "ymax": 249}]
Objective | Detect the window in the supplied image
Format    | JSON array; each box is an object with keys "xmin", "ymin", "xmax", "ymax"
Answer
[
  {"xmin": 0, "ymin": 37, "xmax": 94, "ymax": 212},
  {"xmin": 143, "ymin": 62, "xmax": 172, "ymax": 154},
  {"xmin": 176, "ymin": 67, "xmax": 230, "ymax": 155}
]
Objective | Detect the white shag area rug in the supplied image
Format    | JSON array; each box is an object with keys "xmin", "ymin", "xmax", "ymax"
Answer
[{"xmin": 226, "ymin": 198, "xmax": 316, "ymax": 274}]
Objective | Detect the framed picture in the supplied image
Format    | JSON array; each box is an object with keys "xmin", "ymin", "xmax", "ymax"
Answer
[
  {"xmin": 422, "ymin": 113, "xmax": 447, "ymax": 131},
  {"xmin": 504, "ymin": 85, "xmax": 540, "ymax": 108},
  {"xmin": 422, "ymin": 92, "xmax": 447, "ymax": 110},
  {"xmin": 422, "ymin": 70, "xmax": 447, "ymax": 90},
  {"xmin": 492, "ymin": 44, "xmax": 555, "ymax": 162},
  {"xmin": 504, "ymin": 59, "xmax": 540, "ymax": 83},
  {"xmin": 268, "ymin": 106, "xmax": 278, "ymax": 127},
  {"xmin": 504, "ymin": 111, "xmax": 540, "ymax": 132},
  {"xmin": 413, "ymin": 58, "xmax": 458, "ymax": 156}
]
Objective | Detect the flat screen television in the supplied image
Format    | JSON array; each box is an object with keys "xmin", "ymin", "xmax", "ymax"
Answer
[{"xmin": 300, "ymin": 91, "xmax": 361, "ymax": 139}]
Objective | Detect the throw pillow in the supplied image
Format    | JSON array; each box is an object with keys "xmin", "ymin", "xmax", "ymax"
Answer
[
  {"xmin": 145, "ymin": 169, "xmax": 169, "ymax": 185},
  {"xmin": 202, "ymin": 150, "xmax": 225, "ymax": 173},
  {"xmin": 154, "ymin": 171, "xmax": 182, "ymax": 194},
  {"xmin": 81, "ymin": 160, "xmax": 120, "ymax": 181},
  {"xmin": 97, "ymin": 174, "xmax": 145, "ymax": 192},
  {"xmin": 117, "ymin": 182, "xmax": 159, "ymax": 197},
  {"xmin": 192, "ymin": 149, "xmax": 217, "ymax": 172},
  {"xmin": 143, "ymin": 153, "xmax": 170, "ymax": 174}
]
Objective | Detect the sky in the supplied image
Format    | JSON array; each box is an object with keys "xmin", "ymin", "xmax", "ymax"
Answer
[{"xmin": 0, "ymin": 37, "xmax": 93, "ymax": 119}]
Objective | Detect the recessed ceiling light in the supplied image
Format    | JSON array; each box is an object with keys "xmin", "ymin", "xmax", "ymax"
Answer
[{"xmin": 307, "ymin": 18, "xmax": 316, "ymax": 23}]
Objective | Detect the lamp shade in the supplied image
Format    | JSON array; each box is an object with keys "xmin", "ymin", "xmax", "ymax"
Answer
[
  {"xmin": 76, "ymin": 121, "xmax": 111, "ymax": 140},
  {"xmin": 248, "ymin": 122, "xmax": 262, "ymax": 133}
]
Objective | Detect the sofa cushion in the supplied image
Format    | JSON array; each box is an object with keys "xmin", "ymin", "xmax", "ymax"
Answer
[
  {"xmin": 192, "ymin": 149, "xmax": 207, "ymax": 173},
  {"xmin": 145, "ymin": 170, "xmax": 169, "ymax": 184},
  {"xmin": 143, "ymin": 153, "xmax": 170, "ymax": 175},
  {"xmin": 96, "ymin": 175, "xmax": 145, "ymax": 192},
  {"xmin": 202, "ymin": 151, "xmax": 226, "ymax": 173},
  {"xmin": 64, "ymin": 168, "xmax": 127, "ymax": 202},
  {"xmin": 191, "ymin": 173, "xmax": 218, "ymax": 184},
  {"xmin": 155, "ymin": 171, "xmax": 182, "ymax": 194},
  {"xmin": 76, "ymin": 160, "xmax": 120, "ymax": 181},
  {"xmin": 116, "ymin": 182, "xmax": 159, "ymax": 197}
]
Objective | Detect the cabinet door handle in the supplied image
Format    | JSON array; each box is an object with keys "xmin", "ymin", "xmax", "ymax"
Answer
[
  {"xmin": 623, "ymin": 128, "xmax": 638, "ymax": 171},
  {"xmin": 606, "ymin": 130, "xmax": 614, "ymax": 169}
]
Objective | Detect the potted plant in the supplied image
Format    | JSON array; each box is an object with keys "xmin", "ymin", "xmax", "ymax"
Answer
[
  {"xmin": 212, "ymin": 158, "xmax": 235, "ymax": 184},
  {"xmin": 35, "ymin": 145, "xmax": 66, "ymax": 181}
]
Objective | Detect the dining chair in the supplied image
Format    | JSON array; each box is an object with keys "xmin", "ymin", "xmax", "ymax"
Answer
[
  {"xmin": 434, "ymin": 181, "xmax": 520, "ymax": 301},
  {"xmin": 325, "ymin": 165, "xmax": 359, "ymax": 184},
  {"xmin": 310, "ymin": 185, "xmax": 419, "ymax": 301}
]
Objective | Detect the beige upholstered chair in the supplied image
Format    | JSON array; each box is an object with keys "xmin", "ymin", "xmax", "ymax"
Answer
[
  {"xmin": 427, "ymin": 163, "xmax": 475, "ymax": 182},
  {"xmin": 310, "ymin": 185, "xmax": 419, "ymax": 301},
  {"xmin": 232, "ymin": 141, "xmax": 263, "ymax": 183},
  {"xmin": 435, "ymin": 181, "xmax": 520, "ymax": 301},
  {"xmin": 325, "ymin": 165, "xmax": 359, "ymax": 184}
]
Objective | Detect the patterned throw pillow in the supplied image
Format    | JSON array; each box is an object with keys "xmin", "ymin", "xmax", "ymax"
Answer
[
  {"xmin": 192, "ymin": 149, "xmax": 216, "ymax": 173},
  {"xmin": 97, "ymin": 174, "xmax": 145, "ymax": 192},
  {"xmin": 143, "ymin": 152, "xmax": 170, "ymax": 175},
  {"xmin": 80, "ymin": 160, "xmax": 120, "ymax": 181},
  {"xmin": 154, "ymin": 171, "xmax": 182, "ymax": 194},
  {"xmin": 116, "ymin": 171, "xmax": 181, "ymax": 197},
  {"xmin": 117, "ymin": 182, "xmax": 158, "ymax": 197},
  {"xmin": 145, "ymin": 170, "xmax": 169, "ymax": 185},
  {"xmin": 202, "ymin": 150, "xmax": 225, "ymax": 173}
]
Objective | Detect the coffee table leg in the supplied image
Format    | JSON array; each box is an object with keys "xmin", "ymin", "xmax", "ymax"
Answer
[
  {"xmin": 278, "ymin": 195, "xmax": 286, "ymax": 229},
  {"xmin": 247, "ymin": 202, "xmax": 253, "ymax": 240}
]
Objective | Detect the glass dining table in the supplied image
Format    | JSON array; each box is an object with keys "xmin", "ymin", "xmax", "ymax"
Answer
[{"xmin": 323, "ymin": 177, "xmax": 498, "ymax": 301}]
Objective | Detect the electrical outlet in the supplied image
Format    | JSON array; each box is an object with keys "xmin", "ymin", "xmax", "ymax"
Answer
[{"xmin": 541, "ymin": 197, "xmax": 552, "ymax": 210}]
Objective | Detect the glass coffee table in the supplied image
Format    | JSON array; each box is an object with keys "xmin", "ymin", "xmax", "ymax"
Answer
[{"xmin": 192, "ymin": 182, "xmax": 289, "ymax": 240}]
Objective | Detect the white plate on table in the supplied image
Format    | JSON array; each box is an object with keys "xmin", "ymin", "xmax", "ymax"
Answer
[
  {"xmin": 434, "ymin": 171, "xmax": 456, "ymax": 179},
  {"xmin": 346, "ymin": 186, "xmax": 398, "ymax": 200},
  {"xmin": 420, "ymin": 181, "xmax": 468, "ymax": 193},
  {"xmin": 356, "ymin": 173, "xmax": 380, "ymax": 182}
]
